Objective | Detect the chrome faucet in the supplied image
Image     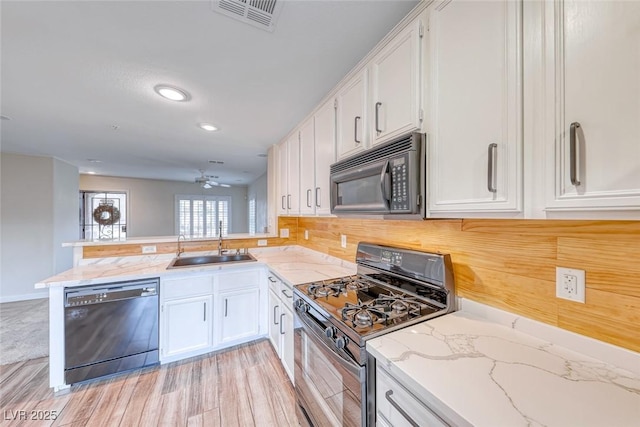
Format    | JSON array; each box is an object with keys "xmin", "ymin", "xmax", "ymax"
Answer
[
  {"xmin": 217, "ymin": 220, "xmax": 224, "ymax": 255},
  {"xmin": 177, "ymin": 234, "xmax": 186, "ymax": 258}
]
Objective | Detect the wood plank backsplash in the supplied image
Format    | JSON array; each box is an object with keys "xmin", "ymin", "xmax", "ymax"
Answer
[{"xmin": 291, "ymin": 217, "xmax": 640, "ymax": 353}]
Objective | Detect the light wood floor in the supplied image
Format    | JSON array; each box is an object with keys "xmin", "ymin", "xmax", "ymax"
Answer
[{"xmin": 0, "ymin": 339, "xmax": 298, "ymax": 426}]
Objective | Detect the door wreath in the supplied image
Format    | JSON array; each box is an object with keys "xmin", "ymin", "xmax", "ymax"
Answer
[{"xmin": 93, "ymin": 204, "xmax": 121, "ymax": 226}]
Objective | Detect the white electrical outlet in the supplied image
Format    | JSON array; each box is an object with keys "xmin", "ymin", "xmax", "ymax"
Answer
[
  {"xmin": 280, "ymin": 228, "xmax": 289, "ymax": 238},
  {"xmin": 257, "ymin": 239, "xmax": 267, "ymax": 247},
  {"xmin": 340, "ymin": 234, "xmax": 347, "ymax": 248},
  {"xmin": 142, "ymin": 245, "xmax": 156, "ymax": 254},
  {"xmin": 556, "ymin": 267, "xmax": 586, "ymax": 303},
  {"xmin": 304, "ymin": 230, "xmax": 309, "ymax": 240}
]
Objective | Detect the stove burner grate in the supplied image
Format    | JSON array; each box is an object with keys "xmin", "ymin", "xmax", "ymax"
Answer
[
  {"xmin": 341, "ymin": 300, "xmax": 389, "ymax": 328},
  {"xmin": 375, "ymin": 291, "xmax": 422, "ymax": 318}
]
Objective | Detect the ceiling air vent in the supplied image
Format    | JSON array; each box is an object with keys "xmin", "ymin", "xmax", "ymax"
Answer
[{"xmin": 212, "ymin": 0, "xmax": 283, "ymax": 32}]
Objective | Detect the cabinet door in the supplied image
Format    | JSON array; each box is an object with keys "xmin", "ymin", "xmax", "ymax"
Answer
[
  {"xmin": 336, "ymin": 70, "xmax": 368, "ymax": 160},
  {"xmin": 277, "ymin": 140, "xmax": 288, "ymax": 215},
  {"xmin": 219, "ymin": 288, "xmax": 260, "ymax": 344},
  {"xmin": 370, "ymin": 12, "xmax": 424, "ymax": 146},
  {"xmin": 299, "ymin": 118, "xmax": 316, "ymax": 215},
  {"xmin": 428, "ymin": 0, "xmax": 522, "ymax": 214},
  {"xmin": 286, "ymin": 132, "xmax": 301, "ymax": 215},
  {"xmin": 543, "ymin": 0, "xmax": 640, "ymax": 211},
  {"xmin": 313, "ymin": 98, "xmax": 337, "ymax": 215},
  {"xmin": 280, "ymin": 304, "xmax": 295, "ymax": 383},
  {"xmin": 162, "ymin": 295, "xmax": 213, "ymax": 359},
  {"xmin": 268, "ymin": 289, "xmax": 281, "ymax": 355}
]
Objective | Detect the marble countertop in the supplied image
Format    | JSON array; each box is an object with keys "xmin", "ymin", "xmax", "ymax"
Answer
[
  {"xmin": 367, "ymin": 299, "xmax": 640, "ymax": 427},
  {"xmin": 35, "ymin": 245, "xmax": 356, "ymax": 289},
  {"xmin": 62, "ymin": 233, "xmax": 276, "ymax": 247}
]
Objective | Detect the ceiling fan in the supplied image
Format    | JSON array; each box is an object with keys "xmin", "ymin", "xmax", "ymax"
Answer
[{"xmin": 195, "ymin": 170, "xmax": 230, "ymax": 189}]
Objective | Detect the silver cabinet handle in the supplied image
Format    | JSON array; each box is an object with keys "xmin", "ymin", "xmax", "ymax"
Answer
[
  {"xmin": 273, "ymin": 304, "xmax": 279, "ymax": 325},
  {"xmin": 268, "ymin": 276, "xmax": 277, "ymax": 283},
  {"xmin": 306, "ymin": 189, "xmax": 312, "ymax": 208},
  {"xmin": 281, "ymin": 289, "xmax": 292, "ymax": 299},
  {"xmin": 203, "ymin": 302, "xmax": 206, "ymax": 322},
  {"xmin": 224, "ymin": 299, "xmax": 228, "ymax": 317},
  {"xmin": 385, "ymin": 390, "xmax": 420, "ymax": 427},
  {"xmin": 279, "ymin": 313, "xmax": 285, "ymax": 335},
  {"xmin": 281, "ymin": 195, "xmax": 285, "ymax": 210},
  {"xmin": 315, "ymin": 187, "xmax": 321, "ymax": 207},
  {"xmin": 287, "ymin": 194, "xmax": 291, "ymax": 209},
  {"xmin": 570, "ymin": 122, "xmax": 581, "ymax": 186},
  {"xmin": 375, "ymin": 102, "xmax": 382, "ymax": 133},
  {"xmin": 487, "ymin": 143, "xmax": 498, "ymax": 193},
  {"xmin": 354, "ymin": 116, "xmax": 361, "ymax": 144}
]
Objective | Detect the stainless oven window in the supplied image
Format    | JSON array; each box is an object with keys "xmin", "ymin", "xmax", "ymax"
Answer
[{"xmin": 295, "ymin": 326, "xmax": 364, "ymax": 427}]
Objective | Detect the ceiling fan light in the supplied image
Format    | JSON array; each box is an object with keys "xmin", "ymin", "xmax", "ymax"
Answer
[
  {"xmin": 198, "ymin": 123, "xmax": 218, "ymax": 132},
  {"xmin": 203, "ymin": 183, "xmax": 212, "ymax": 189},
  {"xmin": 220, "ymin": 184, "xmax": 231, "ymax": 188},
  {"xmin": 154, "ymin": 85, "xmax": 189, "ymax": 102}
]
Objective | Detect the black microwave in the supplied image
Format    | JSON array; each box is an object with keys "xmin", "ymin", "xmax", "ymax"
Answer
[{"xmin": 330, "ymin": 132, "xmax": 426, "ymax": 218}]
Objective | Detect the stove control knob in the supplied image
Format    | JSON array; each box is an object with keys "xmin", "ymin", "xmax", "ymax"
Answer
[
  {"xmin": 295, "ymin": 300, "xmax": 308, "ymax": 312},
  {"xmin": 335, "ymin": 336, "xmax": 347, "ymax": 349},
  {"xmin": 324, "ymin": 326, "xmax": 336, "ymax": 339}
]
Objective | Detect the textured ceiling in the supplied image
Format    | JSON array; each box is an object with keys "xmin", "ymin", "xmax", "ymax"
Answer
[{"xmin": 0, "ymin": 0, "xmax": 418, "ymax": 185}]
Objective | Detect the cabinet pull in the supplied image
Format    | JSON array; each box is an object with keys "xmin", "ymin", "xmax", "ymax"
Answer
[
  {"xmin": 287, "ymin": 194, "xmax": 291, "ymax": 209},
  {"xmin": 224, "ymin": 299, "xmax": 228, "ymax": 317},
  {"xmin": 274, "ymin": 304, "xmax": 279, "ymax": 325},
  {"xmin": 315, "ymin": 187, "xmax": 321, "ymax": 207},
  {"xmin": 281, "ymin": 195, "xmax": 285, "ymax": 210},
  {"xmin": 375, "ymin": 102, "xmax": 382, "ymax": 133},
  {"xmin": 268, "ymin": 276, "xmax": 277, "ymax": 283},
  {"xmin": 570, "ymin": 122, "xmax": 581, "ymax": 186},
  {"xmin": 487, "ymin": 143, "xmax": 498, "ymax": 193},
  {"xmin": 385, "ymin": 390, "xmax": 420, "ymax": 427},
  {"xmin": 279, "ymin": 313, "xmax": 285, "ymax": 335},
  {"xmin": 306, "ymin": 189, "xmax": 312, "ymax": 208},
  {"xmin": 354, "ymin": 116, "xmax": 361, "ymax": 144},
  {"xmin": 203, "ymin": 302, "xmax": 206, "ymax": 322},
  {"xmin": 281, "ymin": 289, "xmax": 292, "ymax": 299}
]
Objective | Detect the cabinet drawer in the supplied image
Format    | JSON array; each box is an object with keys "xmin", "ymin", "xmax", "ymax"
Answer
[
  {"xmin": 267, "ymin": 272, "xmax": 280, "ymax": 293},
  {"xmin": 162, "ymin": 275, "xmax": 213, "ymax": 300},
  {"xmin": 279, "ymin": 280, "xmax": 294, "ymax": 309},
  {"xmin": 217, "ymin": 268, "xmax": 262, "ymax": 292},
  {"xmin": 376, "ymin": 365, "xmax": 449, "ymax": 427}
]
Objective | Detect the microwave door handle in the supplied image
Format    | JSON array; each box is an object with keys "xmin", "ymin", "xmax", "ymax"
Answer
[{"xmin": 380, "ymin": 160, "xmax": 391, "ymax": 203}]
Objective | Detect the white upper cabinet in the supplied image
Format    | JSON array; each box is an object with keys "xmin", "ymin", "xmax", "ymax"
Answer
[
  {"xmin": 312, "ymin": 98, "xmax": 336, "ymax": 215},
  {"xmin": 336, "ymin": 69, "xmax": 368, "ymax": 160},
  {"xmin": 299, "ymin": 118, "xmax": 316, "ymax": 215},
  {"xmin": 277, "ymin": 132, "xmax": 300, "ymax": 215},
  {"xmin": 542, "ymin": 0, "xmax": 640, "ymax": 213},
  {"xmin": 428, "ymin": 0, "xmax": 523, "ymax": 215},
  {"xmin": 370, "ymin": 11, "xmax": 424, "ymax": 146}
]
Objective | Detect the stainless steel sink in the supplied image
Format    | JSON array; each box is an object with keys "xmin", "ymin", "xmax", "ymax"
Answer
[{"xmin": 167, "ymin": 253, "xmax": 256, "ymax": 269}]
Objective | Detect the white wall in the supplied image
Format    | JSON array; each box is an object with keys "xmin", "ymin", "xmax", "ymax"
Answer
[
  {"xmin": 0, "ymin": 153, "xmax": 78, "ymax": 302},
  {"xmin": 248, "ymin": 172, "xmax": 268, "ymax": 233},
  {"xmin": 80, "ymin": 175, "xmax": 249, "ymax": 236}
]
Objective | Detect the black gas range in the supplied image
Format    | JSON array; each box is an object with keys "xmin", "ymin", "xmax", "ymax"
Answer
[{"xmin": 293, "ymin": 242, "xmax": 456, "ymax": 427}]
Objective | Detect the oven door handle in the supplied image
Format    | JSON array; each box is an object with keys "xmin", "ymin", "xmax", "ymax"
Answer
[{"xmin": 296, "ymin": 310, "xmax": 362, "ymax": 376}]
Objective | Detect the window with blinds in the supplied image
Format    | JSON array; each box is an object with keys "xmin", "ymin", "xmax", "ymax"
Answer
[{"xmin": 176, "ymin": 195, "xmax": 231, "ymax": 237}]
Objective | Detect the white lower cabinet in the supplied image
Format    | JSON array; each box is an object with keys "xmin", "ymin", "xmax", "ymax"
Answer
[
  {"xmin": 160, "ymin": 266, "xmax": 267, "ymax": 364},
  {"xmin": 218, "ymin": 287, "xmax": 260, "ymax": 344},
  {"xmin": 266, "ymin": 272, "xmax": 295, "ymax": 383},
  {"xmin": 163, "ymin": 295, "xmax": 213, "ymax": 359},
  {"xmin": 160, "ymin": 274, "xmax": 215, "ymax": 362},
  {"xmin": 377, "ymin": 365, "xmax": 449, "ymax": 427}
]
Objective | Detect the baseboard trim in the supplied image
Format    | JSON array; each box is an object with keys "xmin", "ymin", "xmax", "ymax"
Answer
[{"xmin": 0, "ymin": 291, "xmax": 49, "ymax": 303}]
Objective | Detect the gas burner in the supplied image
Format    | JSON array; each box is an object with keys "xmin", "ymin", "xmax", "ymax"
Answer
[
  {"xmin": 341, "ymin": 277, "xmax": 371, "ymax": 292},
  {"xmin": 341, "ymin": 300, "xmax": 389, "ymax": 328},
  {"xmin": 308, "ymin": 282, "xmax": 344, "ymax": 298},
  {"xmin": 376, "ymin": 292, "xmax": 422, "ymax": 316}
]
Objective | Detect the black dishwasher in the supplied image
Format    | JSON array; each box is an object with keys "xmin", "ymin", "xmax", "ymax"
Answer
[{"xmin": 64, "ymin": 278, "xmax": 159, "ymax": 384}]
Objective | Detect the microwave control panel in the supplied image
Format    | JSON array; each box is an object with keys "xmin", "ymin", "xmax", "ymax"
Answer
[{"xmin": 390, "ymin": 156, "xmax": 411, "ymax": 211}]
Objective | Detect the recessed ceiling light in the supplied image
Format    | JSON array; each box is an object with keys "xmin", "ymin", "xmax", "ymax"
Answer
[
  {"xmin": 86, "ymin": 171, "xmax": 96, "ymax": 175},
  {"xmin": 198, "ymin": 123, "xmax": 218, "ymax": 132},
  {"xmin": 154, "ymin": 85, "xmax": 189, "ymax": 102}
]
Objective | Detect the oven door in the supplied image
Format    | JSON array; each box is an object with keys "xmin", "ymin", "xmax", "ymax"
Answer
[
  {"xmin": 330, "ymin": 158, "xmax": 391, "ymax": 214},
  {"xmin": 295, "ymin": 312, "xmax": 366, "ymax": 427}
]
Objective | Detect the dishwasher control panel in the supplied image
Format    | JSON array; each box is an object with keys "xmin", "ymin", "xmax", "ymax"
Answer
[{"xmin": 64, "ymin": 278, "xmax": 159, "ymax": 307}]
